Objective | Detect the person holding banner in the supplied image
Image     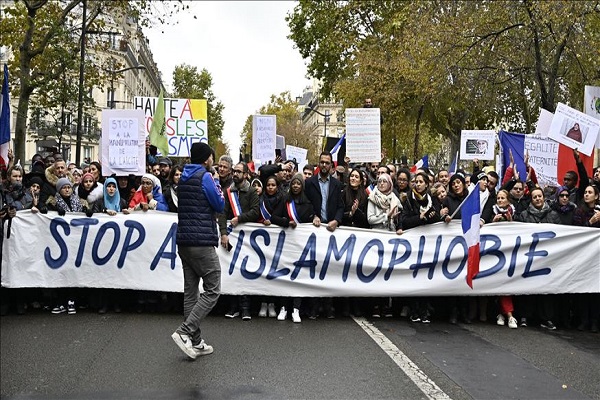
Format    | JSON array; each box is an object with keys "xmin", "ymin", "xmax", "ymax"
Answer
[
  {"xmin": 255, "ymin": 175, "xmax": 282, "ymax": 319},
  {"xmin": 78, "ymin": 172, "xmax": 103, "ymax": 210},
  {"xmin": 305, "ymin": 151, "xmax": 344, "ymax": 319},
  {"xmin": 128, "ymin": 174, "xmax": 168, "ymax": 212},
  {"xmin": 550, "ymin": 186, "xmax": 577, "ymax": 225},
  {"xmin": 572, "ymin": 184, "xmax": 600, "ymax": 333},
  {"xmin": 442, "ymin": 172, "xmax": 472, "ymax": 324},
  {"xmin": 172, "ymin": 142, "xmax": 224, "ymax": 360},
  {"xmin": 218, "ymin": 162, "xmax": 260, "ymax": 321},
  {"xmin": 367, "ymin": 172, "xmax": 401, "ymax": 318},
  {"xmin": 399, "ymin": 171, "xmax": 441, "ymax": 323},
  {"xmin": 515, "ymin": 187, "xmax": 561, "ymax": 330},
  {"xmin": 271, "ymin": 173, "xmax": 315, "ymax": 323}
]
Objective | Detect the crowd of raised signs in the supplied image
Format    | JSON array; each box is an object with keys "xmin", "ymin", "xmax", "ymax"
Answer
[{"xmin": 1, "ymin": 144, "xmax": 599, "ymax": 332}]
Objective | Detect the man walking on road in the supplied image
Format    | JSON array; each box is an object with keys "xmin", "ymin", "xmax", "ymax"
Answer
[{"xmin": 172, "ymin": 142, "xmax": 225, "ymax": 360}]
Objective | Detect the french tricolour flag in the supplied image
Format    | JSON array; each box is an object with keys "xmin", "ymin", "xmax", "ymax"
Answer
[
  {"xmin": 461, "ymin": 186, "xmax": 481, "ymax": 289},
  {"xmin": 330, "ymin": 134, "xmax": 345, "ymax": 166},
  {"xmin": 0, "ymin": 64, "xmax": 10, "ymax": 170},
  {"xmin": 410, "ymin": 155, "xmax": 428, "ymax": 174},
  {"xmin": 499, "ymin": 130, "xmax": 593, "ymax": 187}
]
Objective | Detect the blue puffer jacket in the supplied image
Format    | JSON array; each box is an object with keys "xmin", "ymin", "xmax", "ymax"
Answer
[{"xmin": 176, "ymin": 165, "xmax": 225, "ymax": 247}]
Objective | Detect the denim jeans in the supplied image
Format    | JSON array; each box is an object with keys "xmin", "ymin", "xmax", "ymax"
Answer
[{"xmin": 177, "ymin": 246, "xmax": 221, "ymax": 345}]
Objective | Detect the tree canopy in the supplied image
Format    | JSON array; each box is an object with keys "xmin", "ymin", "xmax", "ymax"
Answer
[
  {"xmin": 0, "ymin": 0, "xmax": 186, "ymax": 164},
  {"xmin": 287, "ymin": 0, "xmax": 600, "ymax": 164},
  {"xmin": 171, "ymin": 64, "xmax": 227, "ymax": 156},
  {"xmin": 240, "ymin": 91, "xmax": 320, "ymax": 163}
]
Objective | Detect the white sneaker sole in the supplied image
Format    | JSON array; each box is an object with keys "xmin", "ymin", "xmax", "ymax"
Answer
[{"xmin": 171, "ymin": 332, "xmax": 197, "ymax": 360}]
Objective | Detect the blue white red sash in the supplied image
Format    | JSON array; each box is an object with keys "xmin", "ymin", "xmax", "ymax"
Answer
[
  {"xmin": 259, "ymin": 200, "xmax": 271, "ymax": 221},
  {"xmin": 365, "ymin": 183, "xmax": 375, "ymax": 196},
  {"xmin": 286, "ymin": 200, "xmax": 300, "ymax": 224},
  {"xmin": 227, "ymin": 188, "xmax": 242, "ymax": 217},
  {"xmin": 226, "ymin": 187, "xmax": 242, "ymax": 233}
]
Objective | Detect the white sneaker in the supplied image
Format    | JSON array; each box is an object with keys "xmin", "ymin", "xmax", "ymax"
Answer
[
  {"xmin": 292, "ymin": 308, "xmax": 301, "ymax": 323},
  {"xmin": 496, "ymin": 314, "xmax": 505, "ymax": 326},
  {"xmin": 277, "ymin": 306, "xmax": 287, "ymax": 321},
  {"xmin": 508, "ymin": 316, "xmax": 518, "ymax": 329},
  {"xmin": 171, "ymin": 331, "xmax": 197, "ymax": 359},
  {"xmin": 267, "ymin": 303, "xmax": 277, "ymax": 318},
  {"xmin": 193, "ymin": 339, "xmax": 214, "ymax": 356},
  {"xmin": 258, "ymin": 302, "xmax": 268, "ymax": 317}
]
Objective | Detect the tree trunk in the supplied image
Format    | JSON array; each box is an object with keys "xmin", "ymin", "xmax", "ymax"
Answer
[{"xmin": 412, "ymin": 103, "xmax": 424, "ymax": 162}]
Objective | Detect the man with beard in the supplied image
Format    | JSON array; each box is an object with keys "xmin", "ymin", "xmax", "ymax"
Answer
[
  {"xmin": 218, "ymin": 162, "xmax": 260, "ymax": 320},
  {"xmin": 304, "ymin": 151, "xmax": 344, "ymax": 319}
]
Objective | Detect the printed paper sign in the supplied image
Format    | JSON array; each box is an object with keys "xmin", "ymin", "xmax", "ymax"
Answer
[
  {"xmin": 548, "ymin": 102, "xmax": 600, "ymax": 156},
  {"xmin": 101, "ymin": 109, "xmax": 146, "ymax": 176},
  {"xmin": 345, "ymin": 108, "xmax": 381, "ymax": 163},
  {"xmin": 460, "ymin": 130, "xmax": 496, "ymax": 160}
]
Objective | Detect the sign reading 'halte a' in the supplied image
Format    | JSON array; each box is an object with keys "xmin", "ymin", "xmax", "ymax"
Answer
[{"xmin": 134, "ymin": 96, "xmax": 208, "ymax": 157}]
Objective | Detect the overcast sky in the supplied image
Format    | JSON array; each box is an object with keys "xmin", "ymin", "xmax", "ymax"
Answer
[{"xmin": 144, "ymin": 1, "xmax": 311, "ymax": 158}]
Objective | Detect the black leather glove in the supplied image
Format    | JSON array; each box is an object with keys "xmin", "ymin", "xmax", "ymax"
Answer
[
  {"xmin": 85, "ymin": 207, "xmax": 93, "ymax": 218},
  {"xmin": 57, "ymin": 208, "xmax": 66, "ymax": 216}
]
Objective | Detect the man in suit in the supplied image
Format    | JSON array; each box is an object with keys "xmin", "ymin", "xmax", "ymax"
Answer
[{"xmin": 304, "ymin": 151, "xmax": 344, "ymax": 318}]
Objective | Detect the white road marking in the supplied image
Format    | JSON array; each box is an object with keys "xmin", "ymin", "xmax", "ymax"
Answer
[{"xmin": 353, "ymin": 316, "xmax": 452, "ymax": 400}]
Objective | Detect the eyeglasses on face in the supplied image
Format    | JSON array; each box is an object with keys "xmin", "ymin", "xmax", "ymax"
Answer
[
  {"xmin": 559, "ymin": 193, "xmax": 570, "ymax": 198},
  {"xmin": 513, "ymin": 187, "xmax": 523, "ymax": 191}
]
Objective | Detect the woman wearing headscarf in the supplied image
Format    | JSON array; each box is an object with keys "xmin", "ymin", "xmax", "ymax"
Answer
[
  {"xmin": 128, "ymin": 173, "xmax": 168, "ymax": 212},
  {"xmin": 367, "ymin": 172, "xmax": 401, "ymax": 318},
  {"xmin": 550, "ymin": 185, "xmax": 576, "ymax": 226},
  {"xmin": 78, "ymin": 172, "xmax": 104, "ymax": 210}
]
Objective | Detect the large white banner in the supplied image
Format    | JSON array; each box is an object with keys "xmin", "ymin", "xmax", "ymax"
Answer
[
  {"xmin": 100, "ymin": 109, "xmax": 146, "ymax": 176},
  {"xmin": 345, "ymin": 108, "xmax": 381, "ymax": 163},
  {"xmin": 2, "ymin": 212, "xmax": 599, "ymax": 296}
]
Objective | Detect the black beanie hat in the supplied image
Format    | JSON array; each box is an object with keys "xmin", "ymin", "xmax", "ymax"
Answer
[
  {"xmin": 191, "ymin": 142, "xmax": 213, "ymax": 164},
  {"xmin": 449, "ymin": 172, "xmax": 466, "ymax": 186}
]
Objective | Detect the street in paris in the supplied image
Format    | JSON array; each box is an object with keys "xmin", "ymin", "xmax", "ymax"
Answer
[{"xmin": 1, "ymin": 309, "xmax": 599, "ymax": 399}]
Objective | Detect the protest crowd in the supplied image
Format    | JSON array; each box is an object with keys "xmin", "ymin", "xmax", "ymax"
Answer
[{"xmin": 1, "ymin": 136, "xmax": 600, "ymax": 334}]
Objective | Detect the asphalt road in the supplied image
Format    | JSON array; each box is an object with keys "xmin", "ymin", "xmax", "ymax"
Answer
[{"xmin": 1, "ymin": 310, "xmax": 599, "ymax": 399}]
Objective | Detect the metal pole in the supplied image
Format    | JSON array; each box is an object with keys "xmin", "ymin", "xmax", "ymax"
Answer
[
  {"xmin": 74, "ymin": 0, "xmax": 87, "ymax": 166},
  {"xmin": 110, "ymin": 74, "xmax": 115, "ymax": 109}
]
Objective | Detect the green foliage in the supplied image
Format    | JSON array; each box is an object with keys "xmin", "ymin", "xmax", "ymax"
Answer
[
  {"xmin": 240, "ymin": 92, "xmax": 321, "ymax": 163},
  {"xmin": 0, "ymin": 0, "xmax": 186, "ymax": 163},
  {"xmin": 171, "ymin": 64, "xmax": 227, "ymax": 154}
]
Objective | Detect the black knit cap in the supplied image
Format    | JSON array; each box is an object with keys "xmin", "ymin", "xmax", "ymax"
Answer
[{"xmin": 190, "ymin": 142, "xmax": 213, "ymax": 164}]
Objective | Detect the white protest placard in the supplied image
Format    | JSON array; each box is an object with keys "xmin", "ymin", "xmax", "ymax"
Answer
[
  {"xmin": 534, "ymin": 108, "xmax": 554, "ymax": 137},
  {"xmin": 584, "ymin": 86, "xmax": 600, "ymax": 148},
  {"xmin": 133, "ymin": 96, "xmax": 208, "ymax": 157},
  {"xmin": 101, "ymin": 109, "xmax": 146, "ymax": 176},
  {"xmin": 252, "ymin": 115, "xmax": 276, "ymax": 163},
  {"xmin": 285, "ymin": 145, "xmax": 308, "ymax": 164},
  {"xmin": 345, "ymin": 108, "xmax": 381, "ymax": 163},
  {"xmin": 548, "ymin": 102, "xmax": 600, "ymax": 156},
  {"xmin": 460, "ymin": 130, "xmax": 496, "ymax": 160}
]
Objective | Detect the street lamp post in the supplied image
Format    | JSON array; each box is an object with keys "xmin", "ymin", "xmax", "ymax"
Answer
[
  {"xmin": 305, "ymin": 106, "xmax": 330, "ymax": 139},
  {"xmin": 107, "ymin": 64, "xmax": 147, "ymax": 109}
]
